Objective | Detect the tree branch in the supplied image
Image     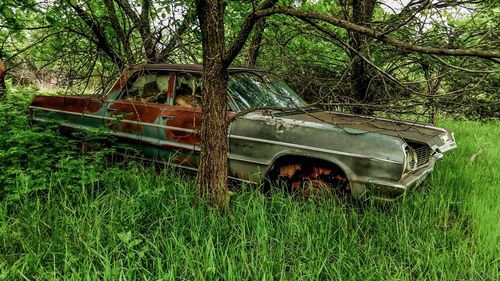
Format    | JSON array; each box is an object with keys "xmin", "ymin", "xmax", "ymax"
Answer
[
  {"xmin": 245, "ymin": 18, "xmax": 266, "ymax": 68},
  {"xmin": 223, "ymin": 0, "xmax": 278, "ymax": 67},
  {"xmin": 66, "ymin": 0, "xmax": 124, "ymax": 69},
  {"xmin": 5, "ymin": 31, "xmax": 64, "ymax": 63},
  {"xmin": 303, "ymin": 18, "xmax": 454, "ymax": 98},
  {"xmin": 0, "ymin": 25, "xmax": 51, "ymax": 30},
  {"xmin": 379, "ymin": 0, "xmax": 431, "ymax": 36},
  {"xmin": 430, "ymin": 55, "xmax": 496, "ymax": 73},
  {"xmin": 103, "ymin": 0, "xmax": 133, "ymax": 65},
  {"xmin": 159, "ymin": 9, "xmax": 195, "ymax": 60},
  {"xmin": 254, "ymin": 7, "xmax": 500, "ymax": 59},
  {"xmin": 114, "ymin": 0, "xmax": 156, "ymax": 61}
]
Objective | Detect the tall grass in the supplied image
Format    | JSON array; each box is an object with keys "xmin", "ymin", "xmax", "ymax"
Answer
[{"xmin": 0, "ymin": 89, "xmax": 498, "ymax": 280}]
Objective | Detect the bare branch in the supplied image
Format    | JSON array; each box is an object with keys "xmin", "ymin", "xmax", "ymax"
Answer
[
  {"xmin": 379, "ymin": 0, "xmax": 431, "ymax": 36},
  {"xmin": 430, "ymin": 55, "xmax": 497, "ymax": 73},
  {"xmin": 0, "ymin": 25, "xmax": 51, "ymax": 30},
  {"xmin": 104, "ymin": 0, "xmax": 133, "ymax": 65},
  {"xmin": 114, "ymin": 0, "xmax": 156, "ymax": 60},
  {"xmin": 66, "ymin": 0, "xmax": 124, "ymax": 69},
  {"xmin": 254, "ymin": 7, "xmax": 500, "ymax": 59},
  {"xmin": 223, "ymin": 0, "xmax": 278, "ymax": 67},
  {"xmin": 246, "ymin": 18, "xmax": 266, "ymax": 67},
  {"xmin": 5, "ymin": 31, "xmax": 64, "ymax": 64},
  {"xmin": 159, "ymin": 9, "xmax": 196, "ymax": 60}
]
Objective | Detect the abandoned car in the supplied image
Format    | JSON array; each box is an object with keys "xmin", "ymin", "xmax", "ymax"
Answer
[{"xmin": 29, "ymin": 64, "xmax": 456, "ymax": 200}]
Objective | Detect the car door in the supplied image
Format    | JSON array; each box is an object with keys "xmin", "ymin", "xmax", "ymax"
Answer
[
  {"xmin": 62, "ymin": 95, "xmax": 107, "ymax": 130},
  {"xmin": 156, "ymin": 72, "xmax": 202, "ymax": 168},
  {"xmin": 104, "ymin": 70, "xmax": 171, "ymax": 159}
]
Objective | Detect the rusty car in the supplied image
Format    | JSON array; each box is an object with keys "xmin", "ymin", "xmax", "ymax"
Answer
[{"xmin": 29, "ymin": 64, "xmax": 457, "ymax": 200}]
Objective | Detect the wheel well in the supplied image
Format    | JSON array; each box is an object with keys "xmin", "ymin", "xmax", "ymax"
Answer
[{"xmin": 265, "ymin": 155, "xmax": 349, "ymax": 192}]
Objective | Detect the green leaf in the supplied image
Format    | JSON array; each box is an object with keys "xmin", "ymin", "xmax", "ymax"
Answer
[{"xmin": 117, "ymin": 231, "xmax": 131, "ymax": 244}]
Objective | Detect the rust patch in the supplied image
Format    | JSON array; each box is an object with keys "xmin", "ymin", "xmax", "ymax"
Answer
[
  {"xmin": 0, "ymin": 58, "xmax": 5, "ymax": 77},
  {"xmin": 160, "ymin": 106, "xmax": 201, "ymax": 145},
  {"xmin": 64, "ymin": 96, "xmax": 102, "ymax": 113},
  {"xmin": 167, "ymin": 73, "xmax": 175, "ymax": 97},
  {"xmin": 110, "ymin": 70, "xmax": 132, "ymax": 92},
  {"xmin": 31, "ymin": 96, "xmax": 65, "ymax": 110},
  {"xmin": 279, "ymin": 163, "xmax": 301, "ymax": 178},
  {"xmin": 107, "ymin": 100, "xmax": 163, "ymax": 133}
]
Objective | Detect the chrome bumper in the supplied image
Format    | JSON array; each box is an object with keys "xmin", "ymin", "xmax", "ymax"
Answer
[{"xmin": 356, "ymin": 158, "xmax": 437, "ymax": 201}]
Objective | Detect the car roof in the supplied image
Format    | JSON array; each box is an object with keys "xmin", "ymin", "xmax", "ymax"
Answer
[{"xmin": 126, "ymin": 63, "xmax": 263, "ymax": 74}]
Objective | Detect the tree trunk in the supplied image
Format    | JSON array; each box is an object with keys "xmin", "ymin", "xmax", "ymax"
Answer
[
  {"xmin": 0, "ymin": 57, "xmax": 6, "ymax": 99},
  {"xmin": 103, "ymin": 0, "xmax": 133, "ymax": 65},
  {"xmin": 139, "ymin": 0, "xmax": 156, "ymax": 62},
  {"xmin": 246, "ymin": 19, "xmax": 266, "ymax": 68},
  {"xmin": 195, "ymin": 0, "xmax": 230, "ymax": 208},
  {"xmin": 349, "ymin": 0, "xmax": 375, "ymax": 115}
]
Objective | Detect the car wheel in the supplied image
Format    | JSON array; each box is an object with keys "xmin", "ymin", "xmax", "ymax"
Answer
[
  {"xmin": 290, "ymin": 178, "xmax": 333, "ymax": 198},
  {"xmin": 267, "ymin": 158, "xmax": 350, "ymax": 198}
]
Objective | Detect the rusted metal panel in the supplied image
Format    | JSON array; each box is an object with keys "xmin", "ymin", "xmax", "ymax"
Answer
[
  {"xmin": 159, "ymin": 106, "xmax": 201, "ymax": 146},
  {"xmin": 155, "ymin": 106, "xmax": 201, "ymax": 166},
  {"xmin": 106, "ymin": 101, "xmax": 162, "ymax": 132},
  {"xmin": 167, "ymin": 73, "xmax": 175, "ymax": 98}
]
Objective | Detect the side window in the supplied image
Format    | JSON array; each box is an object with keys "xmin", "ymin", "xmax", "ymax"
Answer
[
  {"xmin": 121, "ymin": 71, "xmax": 170, "ymax": 104},
  {"xmin": 174, "ymin": 73, "xmax": 202, "ymax": 108}
]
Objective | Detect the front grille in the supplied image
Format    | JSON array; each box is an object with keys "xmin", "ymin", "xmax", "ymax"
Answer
[{"xmin": 408, "ymin": 142, "xmax": 432, "ymax": 167}]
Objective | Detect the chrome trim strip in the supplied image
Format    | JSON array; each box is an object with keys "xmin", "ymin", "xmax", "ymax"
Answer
[
  {"xmin": 229, "ymin": 134, "xmax": 402, "ymax": 164},
  {"xmin": 159, "ymin": 139, "xmax": 200, "ymax": 151},
  {"xmin": 228, "ymin": 155, "xmax": 270, "ymax": 166},
  {"xmin": 401, "ymin": 143, "xmax": 408, "ymax": 179},
  {"xmin": 29, "ymin": 106, "xmax": 196, "ymax": 133},
  {"xmin": 32, "ymin": 113, "xmax": 272, "ymax": 168},
  {"xmin": 437, "ymin": 142, "xmax": 457, "ymax": 153}
]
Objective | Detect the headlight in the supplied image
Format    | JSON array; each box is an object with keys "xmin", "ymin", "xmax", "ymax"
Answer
[
  {"xmin": 439, "ymin": 132, "xmax": 451, "ymax": 143},
  {"xmin": 404, "ymin": 145, "xmax": 418, "ymax": 172}
]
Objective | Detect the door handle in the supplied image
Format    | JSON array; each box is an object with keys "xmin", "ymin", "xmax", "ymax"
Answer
[
  {"xmin": 106, "ymin": 108, "xmax": 118, "ymax": 112},
  {"xmin": 161, "ymin": 115, "xmax": 174, "ymax": 121}
]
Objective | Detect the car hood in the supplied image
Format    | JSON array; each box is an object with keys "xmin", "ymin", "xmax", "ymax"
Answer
[{"xmin": 275, "ymin": 110, "xmax": 456, "ymax": 152}]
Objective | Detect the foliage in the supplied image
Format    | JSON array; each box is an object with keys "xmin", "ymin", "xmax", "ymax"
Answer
[
  {"xmin": 250, "ymin": 1, "xmax": 499, "ymax": 119},
  {"xmin": 0, "ymin": 88, "xmax": 117, "ymax": 200},
  {"xmin": 1, "ymin": 1, "xmax": 498, "ymax": 120},
  {"xmin": 0, "ymin": 89, "xmax": 498, "ymax": 280}
]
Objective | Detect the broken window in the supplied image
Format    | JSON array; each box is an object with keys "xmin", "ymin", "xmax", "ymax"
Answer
[
  {"xmin": 121, "ymin": 72, "xmax": 170, "ymax": 103},
  {"xmin": 174, "ymin": 73, "xmax": 202, "ymax": 108}
]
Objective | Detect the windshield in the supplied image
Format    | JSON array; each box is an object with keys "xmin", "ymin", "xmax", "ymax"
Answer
[{"xmin": 228, "ymin": 72, "xmax": 307, "ymax": 110}]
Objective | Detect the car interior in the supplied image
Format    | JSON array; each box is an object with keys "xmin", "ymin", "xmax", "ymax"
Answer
[
  {"xmin": 174, "ymin": 73, "xmax": 202, "ymax": 108},
  {"xmin": 120, "ymin": 71, "xmax": 202, "ymax": 108},
  {"xmin": 121, "ymin": 72, "xmax": 170, "ymax": 104}
]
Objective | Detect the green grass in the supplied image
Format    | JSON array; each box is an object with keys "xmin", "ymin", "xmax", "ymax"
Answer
[{"xmin": 0, "ymin": 89, "xmax": 498, "ymax": 280}]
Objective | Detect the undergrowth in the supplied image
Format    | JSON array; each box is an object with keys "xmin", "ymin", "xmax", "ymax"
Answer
[{"xmin": 0, "ymin": 89, "xmax": 498, "ymax": 280}]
